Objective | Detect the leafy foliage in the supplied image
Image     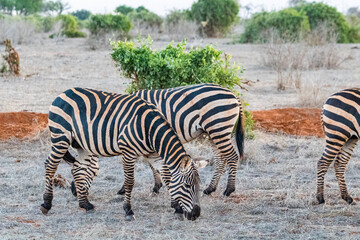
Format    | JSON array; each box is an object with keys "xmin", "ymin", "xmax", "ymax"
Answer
[
  {"xmin": 111, "ymin": 37, "xmax": 244, "ymax": 93},
  {"xmin": 240, "ymin": 9, "xmax": 310, "ymax": 43},
  {"xmin": 88, "ymin": 14, "xmax": 131, "ymax": 38},
  {"xmin": 115, "ymin": 5, "xmax": 133, "ymax": 15},
  {"xmin": 164, "ymin": 9, "xmax": 191, "ymax": 26},
  {"xmin": 71, "ymin": 9, "xmax": 91, "ymax": 21},
  {"xmin": 58, "ymin": 14, "xmax": 85, "ymax": 38},
  {"xmin": 190, "ymin": 0, "xmax": 239, "ymax": 37},
  {"xmin": 293, "ymin": 2, "xmax": 353, "ymax": 43}
]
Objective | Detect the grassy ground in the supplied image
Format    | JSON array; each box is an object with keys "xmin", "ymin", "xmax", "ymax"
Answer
[
  {"xmin": 1, "ymin": 36, "xmax": 360, "ymax": 239},
  {"xmin": 1, "ymin": 130, "xmax": 360, "ymax": 239}
]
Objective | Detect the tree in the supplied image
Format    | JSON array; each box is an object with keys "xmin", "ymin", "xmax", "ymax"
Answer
[
  {"xmin": 0, "ymin": 0, "xmax": 15, "ymax": 14},
  {"xmin": 14, "ymin": 0, "xmax": 43, "ymax": 15},
  {"xmin": 71, "ymin": 9, "xmax": 91, "ymax": 20},
  {"xmin": 190, "ymin": 0, "xmax": 240, "ymax": 37},
  {"xmin": 115, "ymin": 5, "xmax": 133, "ymax": 15}
]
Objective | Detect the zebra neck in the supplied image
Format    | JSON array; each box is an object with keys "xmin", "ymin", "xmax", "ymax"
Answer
[{"xmin": 147, "ymin": 112, "xmax": 186, "ymax": 172}]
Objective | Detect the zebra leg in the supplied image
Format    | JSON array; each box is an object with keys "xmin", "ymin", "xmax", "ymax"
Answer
[
  {"xmin": 148, "ymin": 160, "xmax": 163, "ymax": 193},
  {"xmin": 122, "ymin": 155, "xmax": 137, "ymax": 221},
  {"xmin": 70, "ymin": 155, "xmax": 99, "ymax": 197},
  {"xmin": 118, "ymin": 158, "xmax": 163, "ymax": 195},
  {"xmin": 223, "ymin": 150, "xmax": 239, "ymax": 196},
  {"xmin": 317, "ymin": 140, "xmax": 343, "ymax": 204},
  {"xmin": 203, "ymin": 151, "xmax": 225, "ymax": 195},
  {"xmin": 41, "ymin": 135, "xmax": 70, "ymax": 215},
  {"xmin": 72, "ymin": 150, "xmax": 98, "ymax": 212},
  {"xmin": 334, "ymin": 139, "xmax": 358, "ymax": 204}
]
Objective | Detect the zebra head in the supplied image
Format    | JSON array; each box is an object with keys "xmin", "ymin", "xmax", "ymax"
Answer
[{"xmin": 169, "ymin": 155, "xmax": 208, "ymax": 221}]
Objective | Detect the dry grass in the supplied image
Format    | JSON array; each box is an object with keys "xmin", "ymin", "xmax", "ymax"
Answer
[
  {"xmin": 162, "ymin": 19, "xmax": 199, "ymax": 41},
  {"xmin": 1, "ymin": 35, "xmax": 360, "ymax": 238},
  {"xmin": 0, "ymin": 19, "xmax": 37, "ymax": 45},
  {"xmin": 1, "ymin": 130, "xmax": 360, "ymax": 239}
]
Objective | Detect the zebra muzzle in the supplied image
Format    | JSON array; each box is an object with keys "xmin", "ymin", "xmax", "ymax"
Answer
[{"xmin": 184, "ymin": 205, "xmax": 201, "ymax": 221}]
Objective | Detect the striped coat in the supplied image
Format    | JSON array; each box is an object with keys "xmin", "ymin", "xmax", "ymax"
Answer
[
  {"xmin": 317, "ymin": 88, "xmax": 360, "ymax": 204},
  {"xmin": 41, "ymin": 88, "xmax": 205, "ymax": 221}
]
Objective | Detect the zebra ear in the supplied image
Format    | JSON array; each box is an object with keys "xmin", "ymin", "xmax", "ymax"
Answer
[
  {"xmin": 194, "ymin": 160, "xmax": 208, "ymax": 169},
  {"xmin": 180, "ymin": 155, "xmax": 192, "ymax": 171}
]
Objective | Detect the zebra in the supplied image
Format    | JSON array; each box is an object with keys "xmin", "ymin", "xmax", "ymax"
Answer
[
  {"xmin": 316, "ymin": 88, "xmax": 360, "ymax": 205},
  {"xmin": 40, "ymin": 88, "xmax": 207, "ymax": 221},
  {"xmin": 70, "ymin": 83, "xmax": 244, "ymax": 197}
]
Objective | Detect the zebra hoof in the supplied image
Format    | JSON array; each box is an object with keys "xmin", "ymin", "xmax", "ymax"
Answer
[
  {"xmin": 203, "ymin": 187, "xmax": 216, "ymax": 195},
  {"xmin": 71, "ymin": 181, "xmax": 77, "ymax": 197},
  {"xmin": 174, "ymin": 213, "xmax": 184, "ymax": 221},
  {"xmin": 125, "ymin": 215, "xmax": 135, "ymax": 221},
  {"xmin": 343, "ymin": 196, "xmax": 353, "ymax": 205},
  {"xmin": 153, "ymin": 182, "xmax": 163, "ymax": 194},
  {"xmin": 223, "ymin": 187, "xmax": 235, "ymax": 197},
  {"xmin": 80, "ymin": 202, "xmax": 95, "ymax": 212},
  {"xmin": 117, "ymin": 186, "xmax": 125, "ymax": 195},
  {"xmin": 316, "ymin": 195, "xmax": 325, "ymax": 204},
  {"xmin": 40, "ymin": 204, "xmax": 50, "ymax": 215}
]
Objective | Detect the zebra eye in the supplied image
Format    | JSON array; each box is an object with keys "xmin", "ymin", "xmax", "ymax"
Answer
[{"xmin": 184, "ymin": 183, "xmax": 191, "ymax": 188}]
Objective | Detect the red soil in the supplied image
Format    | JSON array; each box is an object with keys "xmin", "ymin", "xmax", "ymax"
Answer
[
  {"xmin": 0, "ymin": 112, "xmax": 48, "ymax": 140},
  {"xmin": 252, "ymin": 108, "xmax": 325, "ymax": 138},
  {"xmin": 0, "ymin": 108, "xmax": 325, "ymax": 140}
]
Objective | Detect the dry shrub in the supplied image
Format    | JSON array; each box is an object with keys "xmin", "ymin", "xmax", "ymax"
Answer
[
  {"xmin": 0, "ymin": 19, "xmax": 36, "ymax": 44},
  {"xmin": 163, "ymin": 19, "xmax": 199, "ymax": 41},
  {"xmin": 129, "ymin": 19, "xmax": 162, "ymax": 40},
  {"xmin": 86, "ymin": 33, "xmax": 115, "ymax": 51},
  {"xmin": 295, "ymin": 72, "xmax": 327, "ymax": 107},
  {"xmin": 2, "ymin": 39, "xmax": 20, "ymax": 75},
  {"xmin": 260, "ymin": 27, "xmax": 352, "ymax": 91}
]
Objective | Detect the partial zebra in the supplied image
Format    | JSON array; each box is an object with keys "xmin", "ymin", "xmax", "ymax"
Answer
[
  {"xmin": 41, "ymin": 88, "xmax": 207, "ymax": 221},
  {"xmin": 131, "ymin": 83, "xmax": 244, "ymax": 196},
  {"xmin": 317, "ymin": 88, "xmax": 360, "ymax": 204}
]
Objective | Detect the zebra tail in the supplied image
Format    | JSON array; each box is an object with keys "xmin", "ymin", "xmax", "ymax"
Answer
[
  {"xmin": 63, "ymin": 151, "xmax": 76, "ymax": 164},
  {"xmin": 235, "ymin": 105, "xmax": 245, "ymax": 160}
]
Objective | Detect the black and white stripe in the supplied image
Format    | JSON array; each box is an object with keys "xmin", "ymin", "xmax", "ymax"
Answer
[
  {"xmin": 317, "ymin": 88, "xmax": 360, "ymax": 204},
  {"xmin": 40, "ymin": 88, "xmax": 205, "ymax": 220}
]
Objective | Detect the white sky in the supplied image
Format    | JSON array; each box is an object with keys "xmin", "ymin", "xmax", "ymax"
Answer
[{"xmin": 65, "ymin": 0, "xmax": 360, "ymax": 16}]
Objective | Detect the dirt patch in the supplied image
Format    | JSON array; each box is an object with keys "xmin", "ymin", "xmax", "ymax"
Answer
[
  {"xmin": 252, "ymin": 108, "xmax": 325, "ymax": 138},
  {"xmin": 0, "ymin": 112, "xmax": 48, "ymax": 140},
  {"xmin": 0, "ymin": 108, "xmax": 325, "ymax": 140}
]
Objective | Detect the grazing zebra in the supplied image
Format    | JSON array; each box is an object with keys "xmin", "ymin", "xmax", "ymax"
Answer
[
  {"xmin": 317, "ymin": 88, "xmax": 360, "ymax": 204},
  {"xmin": 40, "ymin": 88, "xmax": 207, "ymax": 221},
  {"xmin": 70, "ymin": 83, "xmax": 244, "ymax": 197}
]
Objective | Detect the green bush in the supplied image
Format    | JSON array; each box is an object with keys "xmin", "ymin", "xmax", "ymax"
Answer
[
  {"xmin": 41, "ymin": 16, "xmax": 58, "ymax": 32},
  {"xmin": 115, "ymin": 5, "xmax": 134, "ymax": 15},
  {"xmin": 165, "ymin": 9, "xmax": 191, "ymax": 26},
  {"xmin": 58, "ymin": 14, "xmax": 86, "ymax": 38},
  {"xmin": 88, "ymin": 14, "xmax": 131, "ymax": 37},
  {"xmin": 240, "ymin": 9, "xmax": 310, "ymax": 43},
  {"xmin": 347, "ymin": 15, "xmax": 360, "ymax": 43},
  {"xmin": 71, "ymin": 9, "xmax": 91, "ymax": 21},
  {"xmin": 111, "ymin": 37, "xmax": 244, "ymax": 93},
  {"xmin": 190, "ymin": 0, "xmax": 239, "ymax": 37},
  {"xmin": 294, "ymin": 2, "xmax": 352, "ymax": 43}
]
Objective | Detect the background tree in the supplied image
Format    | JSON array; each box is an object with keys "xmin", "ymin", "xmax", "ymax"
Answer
[
  {"xmin": 0, "ymin": 0, "xmax": 15, "ymax": 14},
  {"xmin": 71, "ymin": 9, "xmax": 91, "ymax": 20},
  {"xmin": 115, "ymin": 5, "xmax": 133, "ymax": 15},
  {"xmin": 190, "ymin": 0, "xmax": 240, "ymax": 37},
  {"xmin": 14, "ymin": 0, "xmax": 43, "ymax": 15}
]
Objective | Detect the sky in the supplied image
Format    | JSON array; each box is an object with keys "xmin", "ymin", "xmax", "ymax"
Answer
[{"xmin": 65, "ymin": 0, "xmax": 360, "ymax": 17}]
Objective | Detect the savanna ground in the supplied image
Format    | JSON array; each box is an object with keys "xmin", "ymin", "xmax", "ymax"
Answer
[{"xmin": 0, "ymin": 35, "xmax": 360, "ymax": 239}]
